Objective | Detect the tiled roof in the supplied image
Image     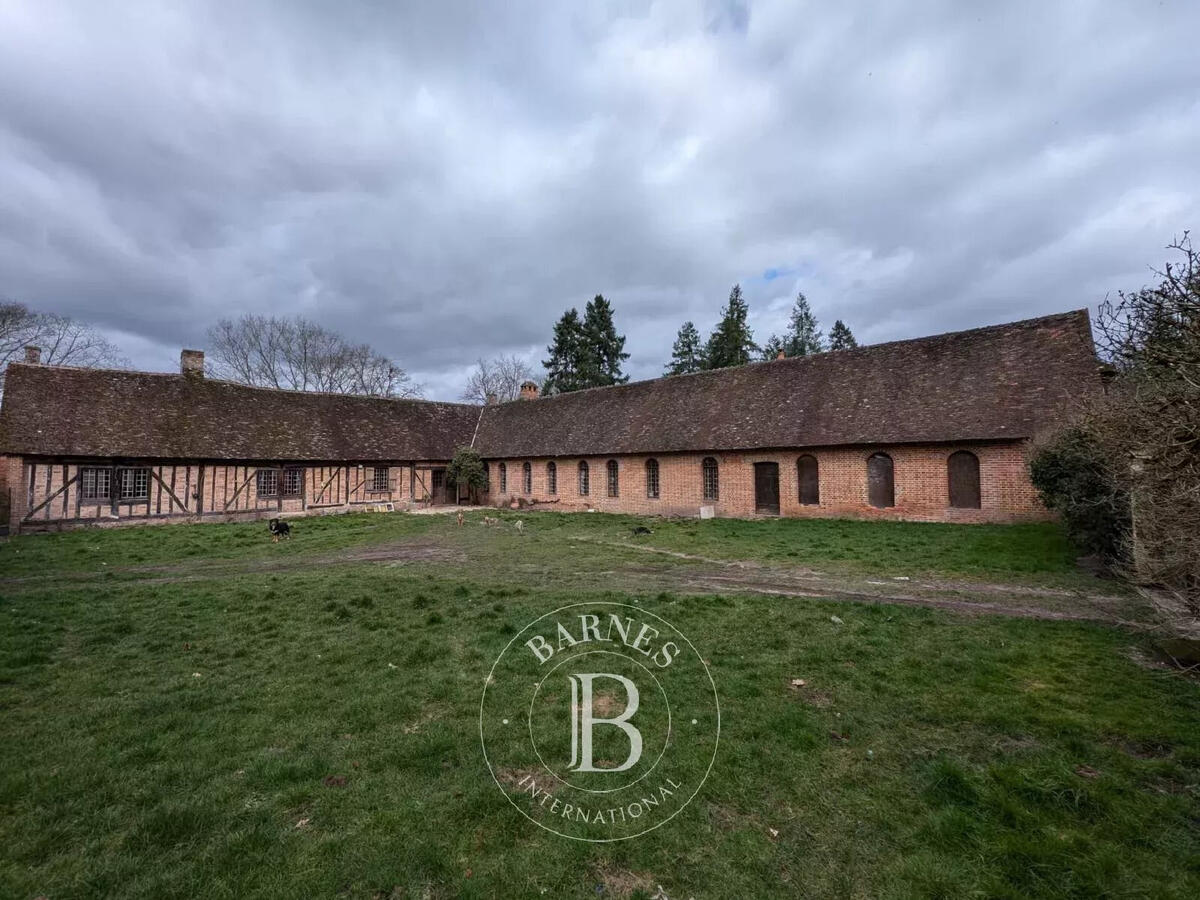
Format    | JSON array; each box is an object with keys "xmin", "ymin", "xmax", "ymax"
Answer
[
  {"xmin": 0, "ymin": 310, "xmax": 1100, "ymax": 462},
  {"xmin": 473, "ymin": 309, "xmax": 1101, "ymax": 457},
  {"xmin": 0, "ymin": 366, "xmax": 480, "ymax": 461}
]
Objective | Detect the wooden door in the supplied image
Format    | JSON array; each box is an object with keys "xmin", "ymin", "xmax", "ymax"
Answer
[
  {"xmin": 948, "ymin": 451, "xmax": 981, "ymax": 508},
  {"xmin": 754, "ymin": 462, "xmax": 780, "ymax": 515}
]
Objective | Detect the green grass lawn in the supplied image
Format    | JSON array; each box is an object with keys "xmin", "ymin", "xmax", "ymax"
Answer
[
  {"xmin": 1, "ymin": 513, "xmax": 1197, "ymax": 898},
  {"xmin": 0, "ymin": 508, "xmax": 1083, "ymax": 582}
]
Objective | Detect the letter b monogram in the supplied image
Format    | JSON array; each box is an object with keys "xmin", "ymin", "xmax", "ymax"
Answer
[{"xmin": 567, "ymin": 673, "xmax": 642, "ymax": 772}]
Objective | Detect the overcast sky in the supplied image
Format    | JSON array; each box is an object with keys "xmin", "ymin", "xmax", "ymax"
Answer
[{"xmin": 2, "ymin": 1, "xmax": 1198, "ymax": 400}]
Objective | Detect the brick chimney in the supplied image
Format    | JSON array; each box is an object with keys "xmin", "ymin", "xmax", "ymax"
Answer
[
  {"xmin": 519, "ymin": 380, "xmax": 540, "ymax": 401},
  {"xmin": 24, "ymin": 345, "xmax": 41, "ymax": 364},
  {"xmin": 776, "ymin": 350, "xmax": 785, "ymax": 360},
  {"xmin": 181, "ymin": 349, "xmax": 204, "ymax": 378},
  {"xmin": 485, "ymin": 392, "xmax": 498, "ymax": 405}
]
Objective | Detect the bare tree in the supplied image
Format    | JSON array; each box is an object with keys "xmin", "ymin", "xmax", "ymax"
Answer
[
  {"xmin": 1, "ymin": 300, "xmax": 129, "ymax": 393},
  {"xmin": 1035, "ymin": 233, "xmax": 1200, "ymax": 620},
  {"xmin": 1091, "ymin": 233, "xmax": 1200, "ymax": 613},
  {"xmin": 460, "ymin": 354, "xmax": 536, "ymax": 404},
  {"xmin": 206, "ymin": 315, "xmax": 422, "ymax": 398}
]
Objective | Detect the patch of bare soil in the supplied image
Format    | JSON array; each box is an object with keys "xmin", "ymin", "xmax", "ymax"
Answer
[
  {"xmin": 592, "ymin": 864, "xmax": 655, "ymax": 899},
  {"xmin": 572, "ymin": 536, "xmax": 1140, "ymax": 624},
  {"xmin": 590, "ymin": 690, "xmax": 625, "ymax": 717},
  {"xmin": 496, "ymin": 767, "xmax": 554, "ymax": 794},
  {"xmin": 1, "ymin": 539, "xmax": 465, "ymax": 587}
]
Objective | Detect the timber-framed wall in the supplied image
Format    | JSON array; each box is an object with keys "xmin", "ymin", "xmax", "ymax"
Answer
[{"xmin": 4, "ymin": 456, "xmax": 446, "ymax": 532}]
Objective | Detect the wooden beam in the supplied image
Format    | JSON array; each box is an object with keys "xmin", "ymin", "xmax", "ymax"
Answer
[
  {"xmin": 23, "ymin": 471, "xmax": 79, "ymax": 521},
  {"xmin": 149, "ymin": 467, "xmax": 189, "ymax": 514},
  {"xmin": 223, "ymin": 468, "xmax": 257, "ymax": 511}
]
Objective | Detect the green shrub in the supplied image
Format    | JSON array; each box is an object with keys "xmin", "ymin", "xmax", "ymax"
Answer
[{"xmin": 1029, "ymin": 427, "xmax": 1129, "ymax": 561}]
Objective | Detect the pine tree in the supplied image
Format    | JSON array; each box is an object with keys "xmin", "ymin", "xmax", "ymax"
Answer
[
  {"xmin": 760, "ymin": 334, "xmax": 786, "ymax": 361},
  {"xmin": 783, "ymin": 292, "xmax": 823, "ymax": 357},
  {"xmin": 581, "ymin": 294, "xmax": 629, "ymax": 387},
  {"xmin": 828, "ymin": 319, "xmax": 858, "ymax": 351},
  {"xmin": 704, "ymin": 284, "xmax": 757, "ymax": 369},
  {"xmin": 542, "ymin": 308, "xmax": 586, "ymax": 394},
  {"xmin": 665, "ymin": 321, "xmax": 705, "ymax": 375}
]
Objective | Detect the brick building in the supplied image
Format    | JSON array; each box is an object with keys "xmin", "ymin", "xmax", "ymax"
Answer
[{"xmin": 0, "ymin": 310, "xmax": 1100, "ymax": 533}]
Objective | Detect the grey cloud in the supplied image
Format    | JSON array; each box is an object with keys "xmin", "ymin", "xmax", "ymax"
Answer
[{"xmin": 1, "ymin": 0, "xmax": 1197, "ymax": 396}]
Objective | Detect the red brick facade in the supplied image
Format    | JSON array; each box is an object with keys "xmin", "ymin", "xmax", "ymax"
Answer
[
  {"xmin": 484, "ymin": 442, "xmax": 1048, "ymax": 523},
  {"xmin": 1, "ymin": 311, "xmax": 1098, "ymax": 533}
]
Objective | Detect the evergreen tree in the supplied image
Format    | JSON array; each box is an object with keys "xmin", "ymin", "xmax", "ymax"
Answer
[
  {"xmin": 665, "ymin": 321, "xmax": 705, "ymax": 375},
  {"xmin": 704, "ymin": 284, "xmax": 757, "ymax": 369},
  {"xmin": 783, "ymin": 292, "xmax": 824, "ymax": 357},
  {"xmin": 760, "ymin": 334, "xmax": 786, "ymax": 361},
  {"xmin": 581, "ymin": 294, "xmax": 629, "ymax": 387},
  {"xmin": 542, "ymin": 308, "xmax": 586, "ymax": 394},
  {"xmin": 828, "ymin": 319, "xmax": 858, "ymax": 351}
]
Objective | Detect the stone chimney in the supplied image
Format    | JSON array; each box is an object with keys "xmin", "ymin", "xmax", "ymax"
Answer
[
  {"xmin": 24, "ymin": 345, "xmax": 41, "ymax": 364},
  {"xmin": 485, "ymin": 392, "xmax": 499, "ymax": 405},
  {"xmin": 519, "ymin": 380, "xmax": 540, "ymax": 401},
  {"xmin": 181, "ymin": 349, "xmax": 205, "ymax": 378}
]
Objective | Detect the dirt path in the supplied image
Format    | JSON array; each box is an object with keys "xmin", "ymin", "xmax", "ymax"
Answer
[
  {"xmin": 2, "ymin": 533, "xmax": 1139, "ymax": 624},
  {"xmin": 567, "ymin": 537, "xmax": 1138, "ymax": 624}
]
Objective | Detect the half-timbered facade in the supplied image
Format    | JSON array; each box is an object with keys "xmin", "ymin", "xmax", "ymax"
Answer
[
  {"xmin": 0, "ymin": 310, "xmax": 1102, "ymax": 533},
  {"xmin": 0, "ymin": 358, "xmax": 479, "ymax": 531}
]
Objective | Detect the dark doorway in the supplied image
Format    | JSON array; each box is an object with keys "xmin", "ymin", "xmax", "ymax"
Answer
[
  {"xmin": 754, "ymin": 462, "xmax": 780, "ymax": 515},
  {"xmin": 867, "ymin": 453, "xmax": 894, "ymax": 508},
  {"xmin": 797, "ymin": 455, "xmax": 819, "ymax": 505},
  {"xmin": 431, "ymin": 468, "xmax": 447, "ymax": 504},
  {"xmin": 948, "ymin": 450, "xmax": 981, "ymax": 508}
]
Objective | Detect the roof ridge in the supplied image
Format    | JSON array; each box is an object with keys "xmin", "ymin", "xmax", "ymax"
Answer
[
  {"xmin": 490, "ymin": 308, "xmax": 1092, "ymax": 406},
  {"xmin": 3, "ymin": 362, "xmax": 484, "ymax": 410}
]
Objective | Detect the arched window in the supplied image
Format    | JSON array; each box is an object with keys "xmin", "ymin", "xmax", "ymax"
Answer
[
  {"xmin": 948, "ymin": 450, "xmax": 981, "ymax": 509},
  {"xmin": 522, "ymin": 461, "xmax": 532, "ymax": 494},
  {"xmin": 702, "ymin": 457, "xmax": 719, "ymax": 501},
  {"xmin": 498, "ymin": 462, "xmax": 507, "ymax": 493},
  {"xmin": 546, "ymin": 461, "xmax": 557, "ymax": 495},
  {"xmin": 578, "ymin": 461, "xmax": 590, "ymax": 496},
  {"xmin": 867, "ymin": 453, "xmax": 894, "ymax": 508},
  {"xmin": 607, "ymin": 460, "xmax": 619, "ymax": 497},
  {"xmin": 645, "ymin": 458, "xmax": 660, "ymax": 499},
  {"xmin": 797, "ymin": 455, "xmax": 819, "ymax": 505}
]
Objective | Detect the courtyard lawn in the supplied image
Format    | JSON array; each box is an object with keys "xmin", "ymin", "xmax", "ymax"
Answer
[
  {"xmin": 1, "ymin": 513, "xmax": 1197, "ymax": 898},
  {"xmin": 0, "ymin": 508, "xmax": 1082, "ymax": 582}
]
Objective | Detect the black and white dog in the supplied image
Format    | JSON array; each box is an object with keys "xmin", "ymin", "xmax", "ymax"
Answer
[{"xmin": 268, "ymin": 518, "xmax": 292, "ymax": 542}]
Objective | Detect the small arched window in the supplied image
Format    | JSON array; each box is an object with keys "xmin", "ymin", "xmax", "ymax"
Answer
[
  {"xmin": 546, "ymin": 461, "xmax": 557, "ymax": 495},
  {"xmin": 702, "ymin": 457, "xmax": 719, "ymax": 501},
  {"xmin": 867, "ymin": 453, "xmax": 894, "ymax": 508},
  {"xmin": 498, "ymin": 462, "xmax": 507, "ymax": 494},
  {"xmin": 645, "ymin": 458, "xmax": 660, "ymax": 499},
  {"xmin": 948, "ymin": 450, "xmax": 981, "ymax": 509},
  {"xmin": 797, "ymin": 455, "xmax": 819, "ymax": 505},
  {"xmin": 522, "ymin": 461, "xmax": 532, "ymax": 494},
  {"xmin": 607, "ymin": 460, "xmax": 619, "ymax": 497},
  {"xmin": 578, "ymin": 461, "xmax": 590, "ymax": 496}
]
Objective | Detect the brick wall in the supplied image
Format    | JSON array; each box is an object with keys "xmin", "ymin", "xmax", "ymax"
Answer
[{"xmin": 484, "ymin": 442, "xmax": 1049, "ymax": 524}]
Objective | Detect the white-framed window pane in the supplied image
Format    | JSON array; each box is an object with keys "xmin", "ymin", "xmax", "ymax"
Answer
[{"xmin": 372, "ymin": 467, "xmax": 390, "ymax": 492}]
